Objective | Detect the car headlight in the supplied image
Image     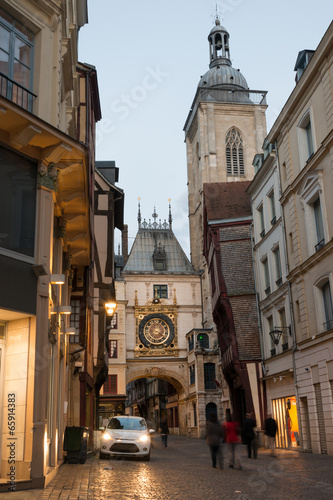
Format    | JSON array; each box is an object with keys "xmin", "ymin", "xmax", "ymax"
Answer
[
  {"xmin": 138, "ymin": 434, "xmax": 149, "ymax": 443},
  {"xmin": 102, "ymin": 432, "xmax": 112, "ymax": 441}
]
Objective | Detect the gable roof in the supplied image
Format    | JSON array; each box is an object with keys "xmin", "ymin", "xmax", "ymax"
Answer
[{"xmin": 123, "ymin": 227, "xmax": 196, "ymax": 275}]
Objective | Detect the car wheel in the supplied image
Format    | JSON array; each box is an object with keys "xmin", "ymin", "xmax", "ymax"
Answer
[{"xmin": 99, "ymin": 451, "xmax": 108, "ymax": 459}]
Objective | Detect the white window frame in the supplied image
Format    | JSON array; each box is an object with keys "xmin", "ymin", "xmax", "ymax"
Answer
[
  {"xmin": 299, "ymin": 173, "xmax": 328, "ymax": 257},
  {"xmin": 313, "ymin": 274, "xmax": 333, "ymax": 334},
  {"xmin": 297, "ymin": 109, "xmax": 316, "ymax": 168}
]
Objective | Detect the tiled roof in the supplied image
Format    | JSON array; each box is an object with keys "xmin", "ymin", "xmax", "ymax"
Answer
[
  {"xmin": 123, "ymin": 228, "xmax": 196, "ymax": 275},
  {"xmin": 204, "ymin": 182, "xmax": 252, "ymax": 220}
]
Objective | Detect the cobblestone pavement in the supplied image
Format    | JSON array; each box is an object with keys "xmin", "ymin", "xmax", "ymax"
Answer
[{"xmin": 2, "ymin": 435, "xmax": 333, "ymax": 500}]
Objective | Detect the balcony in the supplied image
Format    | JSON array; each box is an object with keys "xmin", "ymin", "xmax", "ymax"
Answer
[
  {"xmin": 271, "ymin": 216, "xmax": 276, "ymax": 226},
  {"xmin": 260, "ymin": 229, "xmax": 266, "ymax": 238},
  {"xmin": 275, "ymin": 277, "xmax": 282, "ymax": 287},
  {"xmin": 0, "ymin": 72, "xmax": 36, "ymax": 112},
  {"xmin": 270, "ymin": 348, "xmax": 276, "ymax": 357},
  {"xmin": 265, "ymin": 286, "xmax": 271, "ymax": 296}
]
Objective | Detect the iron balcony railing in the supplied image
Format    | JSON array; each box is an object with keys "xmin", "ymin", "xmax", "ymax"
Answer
[{"xmin": 0, "ymin": 72, "xmax": 36, "ymax": 112}]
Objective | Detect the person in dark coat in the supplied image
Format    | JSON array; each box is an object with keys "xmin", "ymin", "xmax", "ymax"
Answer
[
  {"xmin": 206, "ymin": 413, "xmax": 224, "ymax": 468},
  {"xmin": 160, "ymin": 415, "xmax": 169, "ymax": 448},
  {"xmin": 265, "ymin": 413, "xmax": 277, "ymax": 456},
  {"xmin": 242, "ymin": 412, "xmax": 257, "ymax": 459}
]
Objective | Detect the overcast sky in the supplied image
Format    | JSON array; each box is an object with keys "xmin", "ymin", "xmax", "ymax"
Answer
[{"xmin": 78, "ymin": 1, "xmax": 332, "ymax": 258}]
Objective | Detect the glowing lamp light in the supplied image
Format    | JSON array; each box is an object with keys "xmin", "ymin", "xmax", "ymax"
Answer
[
  {"xmin": 105, "ymin": 301, "xmax": 117, "ymax": 316},
  {"xmin": 50, "ymin": 274, "xmax": 65, "ymax": 284}
]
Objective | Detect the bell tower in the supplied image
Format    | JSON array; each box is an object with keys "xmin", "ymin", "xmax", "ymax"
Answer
[{"xmin": 184, "ymin": 19, "xmax": 268, "ymax": 325}]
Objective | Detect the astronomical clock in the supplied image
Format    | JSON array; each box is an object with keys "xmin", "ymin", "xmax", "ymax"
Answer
[{"xmin": 134, "ymin": 293, "xmax": 178, "ymax": 357}]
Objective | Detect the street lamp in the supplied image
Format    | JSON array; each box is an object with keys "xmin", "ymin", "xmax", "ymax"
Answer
[
  {"xmin": 269, "ymin": 325, "xmax": 291, "ymax": 345},
  {"xmin": 105, "ymin": 301, "xmax": 117, "ymax": 316}
]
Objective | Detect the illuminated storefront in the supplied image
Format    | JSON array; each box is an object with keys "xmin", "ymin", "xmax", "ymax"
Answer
[{"xmin": 272, "ymin": 396, "xmax": 300, "ymax": 448}]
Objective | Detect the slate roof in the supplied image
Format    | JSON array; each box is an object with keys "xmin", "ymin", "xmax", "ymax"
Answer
[
  {"xmin": 123, "ymin": 228, "xmax": 196, "ymax": 275},
  {"xmin": 203, "ymin": 182, "xmax": 252, "ymax": 221}
]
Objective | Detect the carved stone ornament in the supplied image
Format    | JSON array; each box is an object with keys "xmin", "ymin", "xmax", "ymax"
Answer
[
  {"xmin": 145, "ymin": 367, "xmax": 165, "ymax": 377},
  {"xmin": 37, "ymin": 161, "xmax": 60, "ymax": 191}
]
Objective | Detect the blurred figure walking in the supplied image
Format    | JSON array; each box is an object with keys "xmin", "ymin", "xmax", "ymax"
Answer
[
  {"xmin": 242, "ymin": 412, "xmax": 257, "ymax": 459},
  {"xmin": 160, "ymin": 415, "xmax": 169, "ymax": 448},
  {"xmin": 206, "ymin": 413, "xmax": 224, "ymax": 468},
  {"xmin": 265, "ymin": 413, "xmax": 277, "ymax": 457},
  {"xmin": 224, "ymin": 413, "xmax": 242, "ymax": 469}
]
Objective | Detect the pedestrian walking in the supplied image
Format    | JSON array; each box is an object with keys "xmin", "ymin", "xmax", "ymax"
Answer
[
  {"xmin": 265, "ymin": 412, "xmax": 277, "ymax": 457},
  {"xmin": 160, "ymin": 415, "xmax": 169, "ymax": 448},
  {"xmin": 241, "ymin": 412, "xmax": 257, "ymax": 459},
  {"xmin": 224, "ymin": 413, "xmax": 242, "ymax": 470},
  {"xmin": 206, "ymin": 413, "xmax": 224, "ymax": 468}
]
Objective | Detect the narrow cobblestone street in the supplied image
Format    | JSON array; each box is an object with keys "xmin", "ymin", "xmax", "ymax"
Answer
[{"xmin": 2, "ymin": 435, "xmax": 333, "ymax": 500}]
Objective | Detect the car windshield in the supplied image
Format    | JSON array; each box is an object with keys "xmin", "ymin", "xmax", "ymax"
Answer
[{"xmin": 107, "ymin": 417, "xmax": 147, "ymax": 431}]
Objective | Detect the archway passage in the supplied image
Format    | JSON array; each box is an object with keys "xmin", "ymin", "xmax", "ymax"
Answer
[
  {"xmin": 206, "ymin": 402, "xmax": 217, "ymax": 422},
  {"xmin": 126, "ymin": 376, "xmax": 181, "ymax": 435}
]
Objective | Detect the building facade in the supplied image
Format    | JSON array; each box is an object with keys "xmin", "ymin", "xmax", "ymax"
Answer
[
  {"xmin": 114, "ymin": 205, "xmax": 222, "ymax": 438},
  {"xmin": 0, "ymin": 0, "xmax": 101, "ymax": 489},
  {"xmin": 249, "ymin": 21, "xmax": 333, "ymax": 454}
]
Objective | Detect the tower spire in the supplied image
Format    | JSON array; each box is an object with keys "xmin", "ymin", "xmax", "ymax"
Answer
[
  {"xmin": 168, "ymin": 198, "xmax": 172, "ymax": 230},
  {"xmin": 137, "ymin": 197, "xmax": 141, "ymax": 227}
]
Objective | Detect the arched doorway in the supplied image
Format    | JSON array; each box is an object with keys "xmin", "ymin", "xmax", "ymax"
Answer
[{"xmin": 206, "ymin": 402, "xmax": 217, "ymax": 421}]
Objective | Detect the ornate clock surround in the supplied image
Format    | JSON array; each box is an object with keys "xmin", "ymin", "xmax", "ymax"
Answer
[{"xmin": 134, "ymin": 295, "xmax": 178, "ymax": 357}]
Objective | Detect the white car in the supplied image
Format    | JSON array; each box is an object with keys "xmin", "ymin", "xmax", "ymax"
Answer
[{"xmin": 99, "ymin": 416, "xmax": 154, "ymax": 461}]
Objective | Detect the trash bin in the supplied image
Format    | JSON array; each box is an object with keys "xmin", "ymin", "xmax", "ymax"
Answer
[{"xmin": 63, "ymin": 426, "xmax": 89, "ymax": 464}]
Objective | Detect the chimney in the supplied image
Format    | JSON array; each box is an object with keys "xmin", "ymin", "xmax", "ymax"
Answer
[{"xmin": 122, "ymin": 224, "xmax": 128, "ymax": 265}]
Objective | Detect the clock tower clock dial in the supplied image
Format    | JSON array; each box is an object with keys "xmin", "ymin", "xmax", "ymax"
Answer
[{"xmin": 138, "ymin": 313, "xmax": 175, "ymax": 348}]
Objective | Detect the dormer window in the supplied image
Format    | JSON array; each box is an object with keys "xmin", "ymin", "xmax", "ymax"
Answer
[{"xmin": 153, "ymin": 243, "xmax": 167, "ymax": 271}]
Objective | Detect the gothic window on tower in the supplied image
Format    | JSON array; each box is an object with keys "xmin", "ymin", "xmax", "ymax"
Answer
[{"xmin": 226, "ymin": 128, "xmax": 244, "ymax": 176}]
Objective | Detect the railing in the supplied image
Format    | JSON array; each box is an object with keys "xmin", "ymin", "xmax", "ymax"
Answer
[
  {"xmin": 0, "ymin": 72, "xmax": 36, "ymax": 112},
  {"xmin": 260, "ymin": 229, "xmax": 266, "ymax": 238},
  {"xmin": 265, "ymin": 286, "xmax": 271, "ymax": 295},
  {"xmin": 199, "ymin": 87, "xmax": 268, "ymax": 106},
  {"xmin": 271, "ymin": 216, "xmax": 276, "ymax": 226},
  {"xmin": 270, "ymin": 348, "xmax": 276, "ymax": 357},
  {"xmin": 275, "ymin": 277, "xmax": 282, "ymax": 287}
]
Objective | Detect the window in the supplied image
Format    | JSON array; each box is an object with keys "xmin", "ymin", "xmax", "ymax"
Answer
[
  {"xmin": 262, "ymin": 258, "xmax": 270, "ymax": 295},
  {"xmin": 257, "ymin": 205, "xmax": 265, "ymax": 237},
  {"xmin": 188, "ymin": 335, "xmax": 194, "ymax": 351},
  {"xmin": 268, "ymin": 190, "xmax": 276, "ymax": 225},
  {"xmin": 204, "ymin": 363, "xmax": 216, "ymax": 390},
  {"xmin": 69, "ymin": 297, "xmax": 81, "ymax": 343},
  {"xmin": 109, "ymin": 313, "xmax": 118, "ymax": 330},
  {"xmin": 197, "ymin": 333, "xmax": 209, "ymax": 349},
  {"xmin": 313, "ymin": 198, "xmax": 325, "ymax": 251},
  {"xmin": 273, "ymin": 246, "xmax": 282, "ymax": 286},
  {"xmin": 226, "ymin": 128, "xmax": 244, "ymax": 176},
  {"xmin": 109, "ymin": 340, "xmax": 118, "ymax": 359},
  {"xmin": 153, "ymin": 284, "xmax": 168, "ymax": 299},
  {"xmin": 298, "ymin": 111, "xmax": 315, "ymax": 166},
  {"xmin": 0, "ymin": 146, "xmax": 37, "ymax": 258},
  {"xmin": 322, "ymin": 282, "xmax": 333, "ymax": 331},
  {"xmin": 0, "ymin": 8, "xmax": 34, "ymax": 110},
  {"xmin": 0, "ymin": 322, "xmax": 5, "ymax": 340},
  {"xmin": 189, "ymin": 365, "xmax": 195, "ymax": 385},
  {"xmin": 103, "ymin": 375, "xmax": 117, "ymax": 394}
]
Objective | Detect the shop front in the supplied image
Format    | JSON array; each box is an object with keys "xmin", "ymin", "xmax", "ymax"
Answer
[{"xmin": 272, "ymin": 396, "xmax": 300, "ymax": 449}]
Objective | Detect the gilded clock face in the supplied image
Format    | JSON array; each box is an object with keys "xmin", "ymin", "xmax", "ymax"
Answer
[
  {"xmin": 144, "ymin": 318, "xmax": 170, "ymax": 345},
  {"xmin": 138, "ymin": 313, "xmax": 175, "ymax": 348}
]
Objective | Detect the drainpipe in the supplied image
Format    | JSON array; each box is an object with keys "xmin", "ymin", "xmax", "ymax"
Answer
[{"xmin": 275, "ymin": 141, "xmax": 303, "ymax": 451}]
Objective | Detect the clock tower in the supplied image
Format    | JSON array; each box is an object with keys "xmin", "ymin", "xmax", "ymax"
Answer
[{"xmin": 184, "ymin": 18, "xmax": 267, "ymax": 327}]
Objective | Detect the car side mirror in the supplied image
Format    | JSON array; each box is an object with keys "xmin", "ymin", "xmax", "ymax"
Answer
[{"xmin": 149, "ymin": 429, "xmax": 155, "ymax": 434}]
